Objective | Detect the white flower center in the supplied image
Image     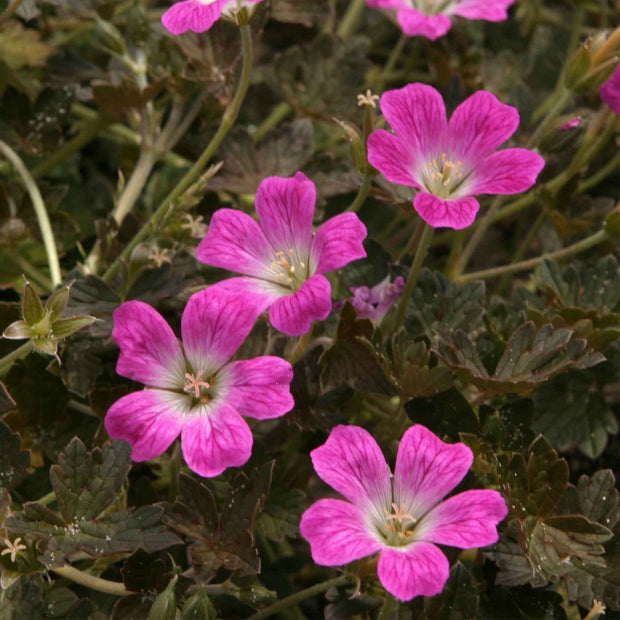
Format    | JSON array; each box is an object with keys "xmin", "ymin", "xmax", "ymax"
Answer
[
  {"xmin": 420, "ymin": 153, "xmax": 471, "ymax": 199},
  {"xmin": 374, "ymin": 502, "xmax": 418, "ymax": 547},
  {"xmin": 267, "ymin": 248, "xmax": 309, "ymax": 292},
  {"xmin": 406, "ymin": 0, "xmax": 456, "ymax": 15}
]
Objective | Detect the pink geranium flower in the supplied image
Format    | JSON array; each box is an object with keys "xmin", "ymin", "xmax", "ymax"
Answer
[
  {"xmin": 367, "ymin": 84, "xmax": 545, "ymax": 229},
  {"xmin": 162, "ymin": 0, "xmax": 263, "ymax": 35},
  {"xmin": 196, "ymin": 173, "xmax": 368, "ymax": 336},
  {"xmin": 105, "ymin": 288, "xmax": 294, "ymax": 478},
  {"xmin": 600, "ymin": 65, "xmax": 620, "ymax": 115},
  {"xmin": 367, "ymin": 0, "xmax": 514, "ymax": 40},
  {"xmin": 300, "ymin": 425, "xmax": 507, "ymax": 601},
  {"xmin": 339, "ymin": 276, "xmax": 405, "ymax": 324}
]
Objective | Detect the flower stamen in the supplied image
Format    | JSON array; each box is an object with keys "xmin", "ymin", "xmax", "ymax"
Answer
[
  {"xmin": 183, "ymin": 370, "xmax": 211, "ymax": 398},
  {"xmin": 1, "ymin": 537, "xmax": 26, "ymax": 563}
]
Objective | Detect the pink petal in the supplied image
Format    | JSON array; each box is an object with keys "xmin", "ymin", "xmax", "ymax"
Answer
[
  {"xmin": 472, "ymin": 149, "xmax": 545, "ymax": 195},
  {"xmin": 311, "ymin": 213, "xmax": 367, "ymax": 275},
  {"xmin": 377, "ymin": 543, "xmax": 450, "ymax": 601},
  {"xmin": 367, "ymin": 130, "xmax": 421, "ymax": 188},
  {"xmin": 161, "ymin": 0, "xmax": 224, "ymax": 35},
  {"xmin": 415, "ymin": 490, "xmax": 508, "ymax": 548},
  {"xmin": 394, "ymin": 425, "xmax": 473, "ymax": 520},
  {"xmin": 181, "ymin": 402, "xmax": 253, "ymax": 478},
  {"xmin": 600, "ymin": 66, "xmax": 620, "ymax": 115},
  {"xmin": 379, "ymin": 84, "xmax": 448, "ymax": 163},
  {"xmin": 448, "ymin": 91, "xmax": 519, "ymax": 162},
  {"xmin": 112, "ymin": 301, "xmax": 185, "ymax": 389},
  {"xmin": 300, "ymin": 499, "xmax": 382, "ymax": 566},
  {"xmin": 217, "ymin": 356, "xmax": 294, "ymax": 420},
  {"xmin": 255, "ymin": 172, "xmax": 316, "ymax": 255},
  {"xmin": 181, "ymin": 287, "xmax": 262, "ymax": 376},
  {"xmin": 196, "ymin": 208, "xmax": 271, "ymax": 278},
  {"xmin": 450, "ymin": 0, "xmax": 514, "ymax": 20},
  {"xmin": 207, "ymin": 277, "xmax": 281, "ymax": 313},
  {"xmin": 397, "ymin": 8, "xmax": 452, "ymax": 40},
  {"xmin": 413, "ymin": 192, "xmax": 479, "ymax": 229},
  {"xmin": 367, "ymin": 0, "xmax": 406, "ymax": 8},
  {"xmin": 105, "ymin": 389, "xmax": 183, "ymax": 462},
  {"xmin": 310, "ymin": 425, "xmax": 391, "ymax": 514},
  {"xmin": 269, "ymin": 274, "xmax": 332, "ymax": 336}
]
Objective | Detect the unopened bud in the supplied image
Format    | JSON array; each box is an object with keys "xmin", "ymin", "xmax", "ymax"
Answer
[
  {"xmin": 22, "ymin": 282, "xmax": 44, "ymax": 326},
  {"xmin": 45, "ymin": 286, "xmax": 70, "ymax": 320},
  {"xmin": 181, "ymin": 588, "xmax": 216, "ymax": 620},
  {"xmin": 149, "ymin": 575, "xmax": 177, "ymax": 620},
  {"xmin": 565, "ymin": 44, "xmax": 591, "ymax": 90}
]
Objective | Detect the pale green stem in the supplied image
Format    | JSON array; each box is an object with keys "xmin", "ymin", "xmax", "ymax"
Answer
[
  {"xmin": 0, "ymin": 140, "xmax": 62, "ymax": 287},
  {"xmin": 52, "ymin": 565, "xmax": 134, "ymax": 597},
  {"xmin": 32, "ymin": 116, "xmax": 110, "ymax": 179},
  {"xmin": 393, "ymin": 223, "xmax": 433, "ymax": 332},
  {"xmin": 288, "ymin": 331, "xmax": 312, "ymax": 366},
  {"xmin": 253, "ymin": 102, "xmax": 293, "ymax": 143},
  {"xmin": 346, "ymin": 175, "xmax": 372, "ymax": 212},
  {"xmin": 337, "ymin": 0, "xmax": 366, "ymax": 38},
  {"xmin": 245, "ymin": 575, "xmax": 353, "ymax": 620},
  {"xmin": 102, "ymin": 24, "xmax": 254, "ymax": 283},
  {"xmin": 378, "ymin": 592, "xmax": 396, "ymax": 620},
  {"xmin": 578, "ymin": 150, "xmax": 620, "ymax": 193},
  {"xmin": 527, "ymin": 88, "xmax": 572, "ymax": 149},
  {"xmin": 456, "ymin": 229, "xmax": 609, "ymax": 283},
  {"xmin": 377, "ymin": 33, "xmax": 408, "ymax": 89},
  {"xmin": 397, "ymin": 217, "xmax": 424, "ymax": 263},
  {"xmin": 0, "ymin": 341, "xmax": 34, "ymax": 378},
  {"xmin": 37, "ymin": 490, "xmax": 56, "ymax": 506}
]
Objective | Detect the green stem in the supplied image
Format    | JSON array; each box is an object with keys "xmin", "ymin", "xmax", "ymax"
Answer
[
  {"xmin": 396, "ymin": 217, "xmax": 424, "ymax": 262},
  {"xmin": 102, "ymin": 24, "xmax": 254, "ymax": 283},
  {"xmin": 527, "ymin": 88, "xmax": 572, "ymax": 149},
  {"xmin": 37, "ymin": 490, "xmax": 56, "ymax": 506},
  {"xmin": 253, "ymin": 102, "xmax": 293, "ymax": 143},
  {"xmin": 497, "ymin": 210, "xmax": 546, "ymax": 294},
  {"xmin": 3, "ymin": 247, "xmax": 54, "ymax": 292},
  {"xmin": 578, "ymin": 150, "xmax": 620, "ymax": 193},
  {"xmin": 0, "ymin": 341, "xmax": 34, "ymax": 378},
  {"xmin": 346, "ymin": 175, "xmax": 372, "ymax": 212},
  {"xmin": 288, "ymin": 331, "xmax": 312, "ymax": 366},
  {"xmin": 456, "ymin": 229, "xmax": 609, "ymax": 283},
  {"xmin": 378, "ymin": 34, "xmax": 408, "ymax": 89},
  {"xmin": 393, "ymin": 223, "xmax": 433, "ymax": 332},
  {"xmin": 32, "ymin": 116, "xmax": 110, "ymax": 179},
  {"xmin": 246, "ymin": 575, "xmax": 353, "ymax": 620},
  {"xmin": 378, "ymin": 592, "xmax": 396, "ymax": 620},
  {"xmin": 337, "ymin": 0, "xmax": 366, "ymax": 38},
  {"xmin": 0, "ymin": 140, "xmax": 62, "ymax": 287},
  {"xmin": 52, "ymin": 565, "xmax": 134, "ymax": 597}
]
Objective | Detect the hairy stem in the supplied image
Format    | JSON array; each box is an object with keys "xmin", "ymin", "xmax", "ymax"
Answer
[
  {"xmin": 52, "ymin": 565, "xmax": 134, "ymax": 597},
  {"xmin": 337, "ymin": 0, "xmax": 366, "ymax": 38},
  {"xmin": 456, "ymin": 229, "xmax": 609, "ymax": 283},
  {"xmin": 0, "ymin": 140, "xmax": 62, "ymax": 287},
  {"xmin": 253, "ymin": 102, "xmax": 293, "ymax": 143},
  {"xmin": 346, "ymin": 175, "xmax": 373, "ymax": 212},
  {"xmin": 102, "ymin": 24, "xmax": 254, "ymax": 283},
  {"xmin": 246, "ymin": 575, "xmax": 353, "ymax": 620},
  {"xmin": 393, "ymin": 223, "xmax": 433, "ymax": 332},
  {"xmin": 3, "ymin": 247, "xmax": 54, "ymax": 292},
  {"xmin": 0, "ymin": 341, "xmax": 34, "ymax": 378},
  {"xmin": 378, "ymin": 592, "xmax": 396, "ymax": 620}
]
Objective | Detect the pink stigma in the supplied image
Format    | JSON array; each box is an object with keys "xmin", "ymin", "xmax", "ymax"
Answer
[{"xmin": 183, "ymin": 370, "xmax": 210, "ymax": 398}]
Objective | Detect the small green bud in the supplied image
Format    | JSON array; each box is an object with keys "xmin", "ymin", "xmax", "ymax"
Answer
[
  {"xmin": 32, "ymin": 337, "xmax": 58, "ymax": 357},
  {"xmin": 45, "ymin": 286, "xmax": 70, "ymax": 320},
  {"xmin": 235, "ymin": 584, "xmax": 276, "ymax": 607},
  {"xmin": 31, "ymin": 313, "xmax": 52, "ymax": 339},
  {"xmin": 52, "ymin": 316, "xmax": 97, "ymax": 339},
  {"xmin": 95, "ymin": 17, "xmax": 127, "ymax": 55},
  {"xmin": 22, "ymin": 282, "xmax": 44, "ymax": 326},
  {"xmin": 3, "ymin": 320, "xmax": 33, "ymax": 340},
  {"xmin": 181, "ymin": 588, "xmax": 217, "ymax": 620},
  {"xmin": 149, "ymin": 575, "xmax": 178, "ymax": 620},
  {"xmin": 565, "ymin": 44, "xmax": 591, "ymax": 90}
]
